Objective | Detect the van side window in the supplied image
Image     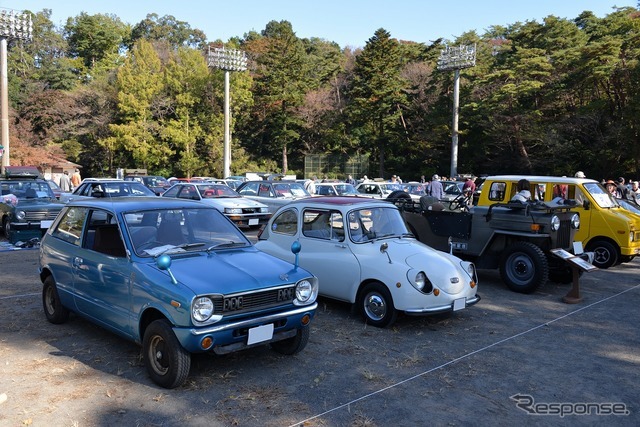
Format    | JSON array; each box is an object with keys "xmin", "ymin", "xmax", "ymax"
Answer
[{"xmin": 488, "ymin": 182, "xmax": 506, "ymax": 201}]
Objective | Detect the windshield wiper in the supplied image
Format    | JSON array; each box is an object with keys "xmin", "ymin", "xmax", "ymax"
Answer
[
  {"xmin": 206, "ymin": 241, "xmax": 246, "ymax": 253},
  {"xmin": 157, "ymin": 242, "xmax": 205, "ymax": 255}
]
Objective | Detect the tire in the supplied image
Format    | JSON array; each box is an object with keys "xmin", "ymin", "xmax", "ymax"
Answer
[
  {"xmin": 586, "ymin": 239, "xmax": 618, "ymax": 269},
  {"xmin": 42, "ymin": 276, "xmax": 70, "ymax": 324},
  {"xmin": 271, "ymin": 326, "xmax": 310, "ymax": 355},
  {"xmin": 358, "ymin": 282, "xmax": 398, "ymax": 327},
  {"xmin": 387, "ymin": 190, "xmax": 411, "ymax": 201},
  {"xmin": 2, "ymin": 217, "xmax": 11, "ymax": 240},
  {"xmin": 142, "ymin": 319, "xmax": 191, "ymax": 389},
  {"xmin": 499, "ymin": 242, "xmax": 549, "ymax": 293},
  {"xmin": 619, "ymin": 255, "xmax": 635, "ymax": 264}
]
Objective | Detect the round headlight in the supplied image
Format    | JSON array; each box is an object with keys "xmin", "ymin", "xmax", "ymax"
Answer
[
  {"xmin": 571, "ymin": 213, "xmax": 580, "ymax": 229},
  {"xmin": 295, "ymin": 280, "xmax": 313, "ymax": 302},
  {"xmin": 414, "ymin": 271, "xmax": 426, "ymax": 291},
  {"xmin": 550, "ymin": 215, "xmax": 560, "ymax": 231},
  {"xmin": 15, "ymin": 210, "xmax": 26, "ymax": 221},
  {"xmin": 192, "ymin": 297, "xmax": 214, "ymax": 322}
]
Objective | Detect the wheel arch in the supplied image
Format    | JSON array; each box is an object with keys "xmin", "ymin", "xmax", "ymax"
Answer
[{"xmin": 138, "ymin": 307, "xmax": 171, "ymax": 344}]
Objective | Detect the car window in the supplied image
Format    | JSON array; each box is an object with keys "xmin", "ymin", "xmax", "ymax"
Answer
[
  {"xmin": 270, "ymin": 209, "xmax": 298, "ymax": 235},
  {"xmin": 177, "ymin": 184, "xmax": 199, "ymax": 200},
  {"xmin": 258, "ymin": 184, "xmax": 273, "ymax": 197},
  {"xmin": 51, "ymin": 207, "xmax": 88, "ymax": 246},
  {"xmin": 238, "ymin": 182, "xmax": 260, "ymax": 196},
  {"xmin": 85, "ymin": 210, "xmax": 125, "ymax": 257},
  {"xmin": 302, "ymin": 209, "xmax": 344, "ymax": 241},
  {"xmin": 162, "ymin": 186, "xmax": 179, "ymax": 198},
  {"xmin": 488, "ymin": 182, "xmax": 506, "ymax": 201}
]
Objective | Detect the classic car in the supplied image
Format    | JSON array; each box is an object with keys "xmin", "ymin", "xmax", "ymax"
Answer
[
  {"xmin": 161, "ymin": 182, "xmax": 271, "ymax": 228},
  {"xmin": 236, "ymin": 180, "xmax": 311, "ymax": 213},
  {"xmin": 314, "ymin": 182, "xmax": 360, "ymax": 196},
  {"xmin": 355, "ymin": 181, "xmax": 404, "ymax": 199},
  {"xmin": 255, "ymin": 197, "xmax": 480, "ymax": 327},
  {"xmin": 39, "ymin": 197, "xmax": 318, "ymax": 388},
  {"xmin": 1, "ymin": 168, "xmax": 64, "ymax": 244},
  {"xmin": 124, "ymin": 175, "xmax": 172, "ymax": 195},
  {"xmin": 61, "ymin": 179, "xmax": 157, "ymax": 203}
]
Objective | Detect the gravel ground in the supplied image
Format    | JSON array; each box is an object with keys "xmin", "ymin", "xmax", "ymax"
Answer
[{"xmin": 0, "ymin": 246, "xmax": 638, "ymax": 426}]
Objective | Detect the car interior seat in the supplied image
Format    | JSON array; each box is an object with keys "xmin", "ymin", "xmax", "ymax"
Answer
[{"xmin": 93, "ymin": 225, "xmax": 126, "ymax": 257}]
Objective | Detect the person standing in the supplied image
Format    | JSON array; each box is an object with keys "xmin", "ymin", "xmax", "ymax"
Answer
[
  {"xmin": 429, "ymin": 174, "xmax": 444, "ymax": 200},
  {"xmin": 59, "ymin": 171, "xmax": 72, "ymax": 192},
  {"xmin": 70, "ymin": 169, "xmax": 82, "ymax": 189},
  {"xmin": 346, "ymin": 175, "xmax": 356, "ymax": 185}
]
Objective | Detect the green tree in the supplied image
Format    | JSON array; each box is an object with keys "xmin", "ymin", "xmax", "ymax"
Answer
[
  {"xmin": 346, "ymin": 28, "xmax": 408, "ymax": 178},
  {"xmin": 129, "ymin": 13, "xmax": 207, "ymax": 50},
  {"xmin": 64, "ymin": 12, "xmax": 130, "ymax": 68}
]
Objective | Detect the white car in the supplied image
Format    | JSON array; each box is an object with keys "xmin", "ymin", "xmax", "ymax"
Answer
[
  {"xmin": 255, "ymin": 197, "xmax": 480, "ymax": 327},
  {"xmin": 314, "ymin": 182, "xmax": 360, "ymax": 196},
  {"xmin": 236, "ymin": 180, "xmax": 311, "ymax": 213},
  {"xmin": 355, "ymin": 181, "xmax": 405, "ymax": 199},
  {"xmin": 161, "ymin": 183, "xmax": 270, "ymax": 228}
]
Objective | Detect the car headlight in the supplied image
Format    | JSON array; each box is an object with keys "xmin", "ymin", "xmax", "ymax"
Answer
[
  {"xmin": 408, "ymin": 270, "xmax": 433, "ymax": 293},
  {"xmin": 260, "ymin": 207, "xmax": 269, "ymax": 213},
  {"xmin": 192, "ymin": 297, "xmax": 214, "ymax": 322},
  {"xmin": 15, "ymin": 210, "xmax": 26, "ymax": 221},
  {"xmin": 465, "ymin": 262, "xmax": 478, "ymax": 283},
  {"xmin": 571, "ymin": 213, "xmax": 580, "ymax": 229},
  {"xmin": 294, "ymin": 278, "xmax": 318, "ymax": 305},
  {"xmin": 550, "ymin": 215, "xmax": 560, "ymax": 231},
  {"xmin": 224, "ymin": 208, "xmax": 243, "ymax": 215}
]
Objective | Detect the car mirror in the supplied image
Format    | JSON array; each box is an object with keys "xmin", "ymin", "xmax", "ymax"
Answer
[
  {"xmin": 291, "ymin": 241, "xmax": 301, "ymax": 269},
  {"xmin": 156, "ymin": 254, "xmax": 178, "ymax": 284},
  {"xmin": 582, "ymin": 199, "xmax": 590, "ymax": 210}
]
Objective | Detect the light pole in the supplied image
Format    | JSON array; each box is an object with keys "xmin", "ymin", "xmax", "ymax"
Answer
[
  {"xmin": 0, "ymin": 9, "xmax": 32, "ymax": 175},
  {"xmin": 207, "ymin": 47, "xmax": 247, "ymax": 179},
  {"xmin": 437, "ymin": 44, "xmax": 476, "ymax": 178}
]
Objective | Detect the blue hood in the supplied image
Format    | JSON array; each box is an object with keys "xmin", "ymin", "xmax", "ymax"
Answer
[{"xmin": 147, "ymin": 249, "xmax": 311, "ymax": 296}]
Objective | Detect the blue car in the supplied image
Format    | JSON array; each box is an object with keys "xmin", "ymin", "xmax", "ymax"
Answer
[{"xmin": 39, "ymin": 197, "xmax": 318, "ymax": 388}]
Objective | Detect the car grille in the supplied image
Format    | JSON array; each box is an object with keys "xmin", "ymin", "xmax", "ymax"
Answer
[
  {"xmin": 213, "ymin": 285, "xmax": 296, "ymax": 315},
  {"xmin": 556, "ymin": 219, "xmax": 571, "ymax": 248},
  {"xmin": 241, "ymin": 208, "xmax": 265, "ymax": 214},
  {"xmin": 24, "ymin": 210, "xmax": 61, "ymax": 221}
]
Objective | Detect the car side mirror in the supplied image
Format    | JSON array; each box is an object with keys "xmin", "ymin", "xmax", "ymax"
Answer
[
  {"xmin": 582, "ymin": 199, "xmax": 590, "ymax": 210},
  {"xmin": 291, "ymin": 241, "xmax": 301, "ymax": 269},
  {"xmin": 156, "ymin": 254, "xmax": 178, "ymax": 284}
]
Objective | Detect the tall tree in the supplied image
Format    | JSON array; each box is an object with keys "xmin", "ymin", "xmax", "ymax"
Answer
[
  {"xmin": 129, "ymin": 13, "xmax": 207, "ymax": 50},
  {"xmin": 347, "ymin": 28, "xmax": 407, "ymax": 178},
  {"xmin": 64, "ymin": 12, "xmax": 130, "ymax": 68}
]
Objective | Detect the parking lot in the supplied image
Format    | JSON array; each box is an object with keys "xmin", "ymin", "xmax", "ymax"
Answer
[{"xmin": 0, "ymin": 240, "xmax": 638, "ymax": 426}]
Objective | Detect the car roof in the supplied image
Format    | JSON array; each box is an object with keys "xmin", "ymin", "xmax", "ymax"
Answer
[
  {"xmin": 287, "ymin": 196, "xmax": 392, "ymax": 207},
  {"xmin": 66, "ymin": 197, "xmax": 210, "ymax": 213},
  {"xmin": 485, "ymin": 175, "xmax": 598, "ymax": 184}
]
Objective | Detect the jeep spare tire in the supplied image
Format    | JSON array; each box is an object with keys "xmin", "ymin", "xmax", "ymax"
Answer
[{"xmin": 499, "ymin": 241, "xmax": 549, "ymax": 293}]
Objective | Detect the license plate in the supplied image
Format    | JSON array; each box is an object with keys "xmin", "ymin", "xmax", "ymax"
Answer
[
  {"xmin": 40, "ymin": 220, "xmax": 53, "ymax": 229},
  {"xmin": 247, "ymin": 324, "xmax": 274, "ymax": 345},
  {"xmin": 453, "ymin": 298, "xmax": 466, "ymax": 311},
  {"xmin": 249, "ymin": 218, "xmax": 259, "ymax": 226}
]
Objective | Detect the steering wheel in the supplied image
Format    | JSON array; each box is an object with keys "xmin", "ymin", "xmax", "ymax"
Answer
[{"xmin": 449, "ymin": 194, "xmax": 470, "ymax": 211}]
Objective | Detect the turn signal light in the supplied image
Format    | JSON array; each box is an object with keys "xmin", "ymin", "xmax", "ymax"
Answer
[
  {"xmin": 201, "ymin": 336, "xmax": 214, "ymax": 350},
  {"xmin": 301, "ymin": 314, "xmax": 311, "ymax": 326},
  {"xmin": 530, "ymin": 224, "xmax": 541, "ymax": 232},
  {"xmin": 470, "ymin": 281, "xmax": 476, "ymax": 288},
  {"xmin": 433, "ymin": 289, "xmax": 440, "ymax": 296}
]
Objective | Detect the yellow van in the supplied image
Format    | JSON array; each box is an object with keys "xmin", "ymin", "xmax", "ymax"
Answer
[{"xmin": 478, "ymin": 175, "xmax": 640, "ymax": 268}]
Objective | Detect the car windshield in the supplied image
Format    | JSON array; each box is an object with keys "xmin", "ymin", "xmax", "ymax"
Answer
[
  {"xmin": 443, "ymin": 182, "xmax": 462, "ymax": 195},
  {"xmin": 123, "ymin": 207, "xmax": 250, "ymax": 257},
  {"xmin": 334, "ymin": 184, "xmax": 359, "ymax": 195},
  {"xmin": 197, "ymin": 184, "xmax": 240, "ymax": 198},
  {"xmin": 273, "ymin": 183, "xmax": 309, "ymax": 198},
  {"xmin": 89, "ymin": 182, "xmax": 156, "ymax": 197},
  {"xmin": 1, "ymin": 181, "xmax": 54, "ymax": 200},
  {"xmin": 583, "ymin": 182, "xmax": 617, "ymax": 208},
  {"xmin": 347, "ymin": 206, "xmax": 411, "ymax": 242},
  {"xmin": 403, "ymin": 184, "xmax": 427, "ymax": 195},
  {"xmin": 143, "ymin": 176, "xmax": 169, "ymax": 186}
]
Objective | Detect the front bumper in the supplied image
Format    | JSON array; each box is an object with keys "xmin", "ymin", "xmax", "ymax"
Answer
[
  {"xmin": 173, "ymin": 303, "xmax": 317, "ymax": 353},
  {"xmin": 404, "ymin": 294, "xmax": 481, "ymax": 315}
]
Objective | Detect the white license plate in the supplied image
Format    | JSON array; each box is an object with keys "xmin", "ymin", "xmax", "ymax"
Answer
[
  {"xmin": 247, "ymin": 324, "xmax": 274, "ymax": 345},
  {"xmin": 249, "ymin": 218, "xmax": 259, "ymax": 226},
  {"xmin": 453, "ymin": 298, "xmax": 466, "ymax": 311},
  {"xmin": 40, "ymin": 220, "xmax": 54, "ymax": 229}
]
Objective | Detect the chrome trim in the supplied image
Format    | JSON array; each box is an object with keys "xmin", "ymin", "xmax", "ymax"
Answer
[
  {"xmin": 404, "ymin": 295, "xmax": 481, "ymax": 315},
  {"xmin": 189, "ymin": 302, "xmax": 317, "ymax": 336}
]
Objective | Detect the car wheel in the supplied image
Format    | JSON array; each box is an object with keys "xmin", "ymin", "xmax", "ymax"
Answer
[
  {"xmin": 2, "ymin": 217, "xmax": 11, "ymax": 239},
  {"xmin": 499, "ymin": 242, "xmax": 549, "ymax": 293},
  {"xmin": 358, "ymin": 282, "xmax": 398, "ymax": 328},
  {"xmin": 142, "ymin": 319, "xmax": 191, "ymax": 389},
  {"xmin": 387, "ymin": 190, "xmax": 411, "ymax": 201},
  {"xmin": 586, "ymin": 239, "xmax": 618, "ymax": 269},
  {"xmin": 42, "ymin": 276, "xmax": 69, "ymax": 324},
  {"xmin": 271, "ymin": 326, "xmax": 310, "ymax": 355}
]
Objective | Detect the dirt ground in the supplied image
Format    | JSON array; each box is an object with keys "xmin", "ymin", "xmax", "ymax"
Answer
[{"xmin": 0, "ymin": 246, "xmax": 638, "ymax": 426}]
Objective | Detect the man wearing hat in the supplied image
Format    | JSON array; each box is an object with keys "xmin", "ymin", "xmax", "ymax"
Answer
[
  {"xmin": 616, "ymin": 177, "xmax": 630, "ymax": 200},
  {"xmin": 429, "ymin": 174, "xmax": 444, "ymax": 200}
]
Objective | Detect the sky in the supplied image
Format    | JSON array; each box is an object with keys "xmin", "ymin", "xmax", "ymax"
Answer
[{"xmin": 4, "ymin": 1, "xmax": 637, "ymax": 48}]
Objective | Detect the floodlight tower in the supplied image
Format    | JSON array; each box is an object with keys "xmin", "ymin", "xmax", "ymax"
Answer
[
  {"xmin": 0, "ymin": 9, "xmax": 33, "ymax": 174},
  {"xmin": 207, "ymin": 47, "xmax": 247, "ymax": 179},
  {"xmin": 437, "ymin": 44, "xmax": 476, "ymax": 178}
]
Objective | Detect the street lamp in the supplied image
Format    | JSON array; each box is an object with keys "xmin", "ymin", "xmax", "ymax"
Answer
[
  {"xmin": 207, "ymin": 47, "xmax": 247, "ymax": 179},
  {"xmin": 437, "ymin": 44, "xmax": 476, "ymax": 178},
  {"xmin": 0, "ymin": 9, "xmax": 33, "ymax": 174}
]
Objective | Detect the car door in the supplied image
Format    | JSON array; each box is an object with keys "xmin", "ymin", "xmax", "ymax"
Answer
[
  {"xmin": 297, "ymin": 208, "xmax": 360, "ymax": 302},
  {"xmin": 72, "ymin": 208, "xmax": 133, "ymax": 337}
]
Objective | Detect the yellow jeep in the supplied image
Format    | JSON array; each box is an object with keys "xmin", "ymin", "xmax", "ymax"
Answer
[{"xmin": 478, "ymin": 175, "xmax": 640, "ymax": 268}]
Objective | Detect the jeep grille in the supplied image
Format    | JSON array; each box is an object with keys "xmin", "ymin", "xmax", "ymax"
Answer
[{"xmin": 556, "ymin": 219, "xmax": 571, "ymax": 248}]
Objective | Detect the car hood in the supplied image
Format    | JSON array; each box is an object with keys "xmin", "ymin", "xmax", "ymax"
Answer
[
  {"xmin": 202, "ymin": 198, "xmax": 267, "ymax": 209},
  {"xmin": 16, "ymin": 198, "xmax": 63, "ymax": 208},
  {"xmin": 148, "ymin": 248, "xmax": 309, "ymax": 295}
]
